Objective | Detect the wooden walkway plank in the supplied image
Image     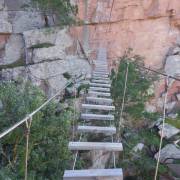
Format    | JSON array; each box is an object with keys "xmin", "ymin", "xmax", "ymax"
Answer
[
  {"xmin": 81, "ymin": 113, "xmax": 114, "ymax": 120},
  {"xmin": 89, "ymin": 87, "xmax": 110, "ymax": 92},
  {"xmin": 92, "ymin": 76, "xmax": 110, "ymax": 80},
  {"xmin": 63, "ymin": 168, "xmax": 123, "ymax": 180},
  {"xmin": 93, "ymin": 71, "xmax": 109, "ymax": 75},
  {"xmin": 77, "ymin": 125, "xmax": 116, "ymax": 135},
  {"xmin": 86, "ymin": 96, "xmax": 113, "ymax": 105},
  {"xmin": 89, "ymin": 83, "xmax": 111, "ymax": 88},
  {"xmin": 82, "ymin": 104, "xmax": 115, "ymax": 111},
  {"xmin": 93, "ymin": 74, "xmax": 109, "ymax": 78},
  {"xmin": 68, "ymin": 142, "xmax": 123, "ymax": 151},
  {"xmin": 91, "ymin": 79, "xmax": 110, "ymax": 84},
  {"xmin": 88, "ymin": 91, "xmax": 111, "ymax": 97}
]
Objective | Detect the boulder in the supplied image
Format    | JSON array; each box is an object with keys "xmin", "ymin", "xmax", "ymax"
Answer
[
  {"xmin": 66, "ymin": 56, "xmax": 91, "ymax": 77},
  {"xmin": 33, "ymin": 46, "xmax": 65, "ymax": 63},
  {"xmin": 167, "ymin": 46, "xmax": 180, "ymax": 56},
  {"xmin": 154, "ymin": 144, "xmax": 180, "ymax": 163},
  {"xmin": 167, "ymin": 164, "xmax": 180, "ymax": 177},
  {"xmin": 55, "ymin": 29, "xmax": 73, "ymax": 49},
  {"xmin": 5, "ymin": 0, "xmax": 31, "ymax": 11},
  {"xmin": 171, "ymin": 47, "xmax": 180, "ymax": 55},
  {"xmin": 23, "ymin": 28, "xmax": 57, "ymax": 48},
  {"xmin": 132, "ymin": 143, "xmax": 144, "ymax": 152},
  {"xmin": 0, "ymin": 11, "xmax": 12, "ymax": 33},
  {"xmin": 165, "ymin": 55, "xmax": 180, "ymax": 77},
  {"xmin": 28, "ymin": 29, "xmax": 73, "ymax": 64},
  {"xmin": 0, "ymin": 0, "xmax": 4, "ymax": 10},
  {"xmin": 158, "ymin": 123, "xmax": 180, "ymax": 139},
  {"xmin": 1, "ymin": 34, "xmax": 24, "ymax": 65},
  {"xmin": 10, "ymin": 11, "xmax": 44, "ymax": 33},
  {"xmin": 1, "ymin": 56, "xmax": 91, "ymax": 96},
  {"xmin": 176, "ymin": 93, "xmax": 180, "ymax": 101}
]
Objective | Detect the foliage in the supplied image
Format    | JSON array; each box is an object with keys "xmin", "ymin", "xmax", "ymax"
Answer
[
  {"xmin": 31, "ymin": 43, "xmax": 54, "ymax": 49},
  {"xmin": 63, "ymin": 72, "xmax": 72, "ymax": 80},
  {"xmin": 77, "ymin": 84, "xmax": 89, "ymax": 96},
  {"xmin": 165, "ymin": 118, "xmax": 180, "ymax": 129},
  {"xmin": 122, "ymin": 129, "xmax": 168, "ymax": 180},
  {"xmin": 111, "ymin": 49, "xmax": 155, "ymax": 126},
  {"xmin": 0, "ymin": 58, "xmax": 25, "ymax": 71},
  {"xmin": 111, "ymin": 49, "xmax": 169, "ymax": 179},
  {"xmin": 0, "ymin": 81, "xmax": 72, "ymax": 179},
  {"xmin": 32, "ymin": 0, "xmax": 78, "ymax": 26}
]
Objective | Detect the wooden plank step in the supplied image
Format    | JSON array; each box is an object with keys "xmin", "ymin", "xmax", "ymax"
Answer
[
  {"xmin": 82, "ymin": 104, "xmax": 115, "ymax": 111},
  {"xmin": 94, "ymin": 67, "xmax": 109, "ymax": 72},
  {"xmin": 92, "ymin": 79, "xmax": 110, "ymax": 84},
  {"xmin": 92, "ymin": 77, "xmax": 110, "ymax": 81},
  {"xmin": 94, "ymin": 66, "xmax": 109, "ymax": 72},
  {"xmin": 88, "ymin": 91, "xmax": 111, "ymax": 97},
  {"xmin": 77, "ymin": 125, "xmax": 116, "ymax": 134},
  {"xmin": 89, "ymin": 82, "xmax": 111, "ymax": 88},
  {"xmin": 69, "ymin": 142, "xmax": 123, "ymax": 151},
  {"xmin": 93, "ymin": 70, "xmax": 109, "ymax": 74},
  {"xmin": 93, "ymin": 72, "xmax": 109, "ymax": 76},
  {"xmin": 81, "ymin": 113, "xmax": 114, "ymax": 120},
  {"xmin": 95, "ymin": 64, "xmax": 108, "ymax": 66},
  {"xmin": 89, "ymin": 87, "xmax": 110, "ymax": 92},
  {"xmin": 94, "ymin": 69, "xmax": 108, "ymax": 72},
  {"xmin": 95, "ymin": 67, "xmax": 108, "ymax": 70},
  {"xmin": 95, "ymin": 63, "xmax": 107, "ymax": 66},
  {"xmin": 63, "ymin": 168, "xmax": 123, "ymax": 180},
  {"xmin": 93, "ymin": 74, "xmax": 109, "ymax": 78},
  {"xmin": 86, "ymin": 96, "xmax": 113, "ymax": 105}
]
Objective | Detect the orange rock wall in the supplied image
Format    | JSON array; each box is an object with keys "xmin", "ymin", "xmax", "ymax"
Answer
[{"xmin": 72, "ymin": 0, "xmax": 180, "ymax": 69}]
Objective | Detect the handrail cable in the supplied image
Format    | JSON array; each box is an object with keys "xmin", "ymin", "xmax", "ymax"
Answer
[
  {"xmin": 0, "ymin": 80, "xmax": 72, "ymax": 139},
  {"xmin": 25, "ymin": 117, "xmax": 32, "ymax": 180},
  {"xmin": 108, "ymin": 56, "xmax": 180, "ymax": 82},
  {"xmin": 154, "ymin": 76, "xmax": 169, "ymax": 180},
  {"xmin": 117, "ymin": 62, "xmax": 129, "ymax": 142}
]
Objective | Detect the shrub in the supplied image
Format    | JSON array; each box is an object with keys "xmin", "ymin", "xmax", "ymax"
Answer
[{"xmin": 0, "ymin": 81, "xmax": 72, "ymax": 179}]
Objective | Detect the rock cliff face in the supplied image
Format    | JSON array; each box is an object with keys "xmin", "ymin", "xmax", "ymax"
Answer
[
  {"xmin": 73, "ymin": 0, "xmax": 180, "ymax": 68},
  {"xmin": 0, "ymin": 0, "xmax": 91, "ymax": 96},
  {"xmin": 0, "ymin": 0, "xmax": 180, "ymax": 102},
  {"xmin": 70, "ymin": 0, "xmax": 180, "ymax": 111}
]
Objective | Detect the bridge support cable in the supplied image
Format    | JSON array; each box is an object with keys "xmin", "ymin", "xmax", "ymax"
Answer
[
  {"xmin": 154, "ymin": 76, "xmax": 169, "ymax": 180},
  {"xmin": 117, "ymin": 62, "xmax": 129, "ymax": 142},
  {"xmin": 25, "ymin": 116, "xmax": 32, "ymax": 180}
]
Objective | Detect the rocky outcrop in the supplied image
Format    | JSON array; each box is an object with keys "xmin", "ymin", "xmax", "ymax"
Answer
[
  {"xmin": 1, "ymin": 34, "xmax": 24, "ymax": 65},
  {"xmin": 33, "ymin": 47, "xmax": 65, "ymax": 63},
  {"xmin": 73, "ymin": 0, "xmax": 180, "ymax": 69},
  {"xmin": 0, "ymin": 11, "xmax": 12, "ymax": 33},
  {"xmin": 1, "ymin": 56, "xmax": 91, "ymax": 96},
  {"xmin": 132, "ymin": 143, "xmax": 144, "ymax": 152},
  {"xmin": 154, "ymin": 144, "xmax": 180, "ymax": 163},
  {"xmin": 0, "ymin": 0, "xmax": 91, "ymax": 96},
  {"xmin": 23, "ymin": 28, "xmax": 57, "ymax": 48},
  {"xmin": 165, "ymin": 55, "xmax": 180, "ymax": 77},
  {"xmin": 158, "ymin": 123, "xmax": 180, "ymax": 139}
]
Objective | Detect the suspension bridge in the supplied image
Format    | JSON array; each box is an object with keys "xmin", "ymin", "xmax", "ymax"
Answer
[
  {"xmin": 0, "ymin": 46, "xmax": 179, "ymax": 179},
  {"xmin": 64, "ymin": 48, "xmax": 123, "ymax": 179}
]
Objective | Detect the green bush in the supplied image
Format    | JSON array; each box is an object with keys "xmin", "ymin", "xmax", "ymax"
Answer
[
  {"xmin": 0, "ymin": 81, "xmax": 72, "ymax": 179},
  {"xmin": 111, "ymin": 49, "xmax": 155, "ymax": 127},
  {"xmin": 32, "ymin": 0, "xmax": 78, "ymax": 26},
  {"xmin": 111, "ymin": 50, "xmax": 169, "ymax": 179}
]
